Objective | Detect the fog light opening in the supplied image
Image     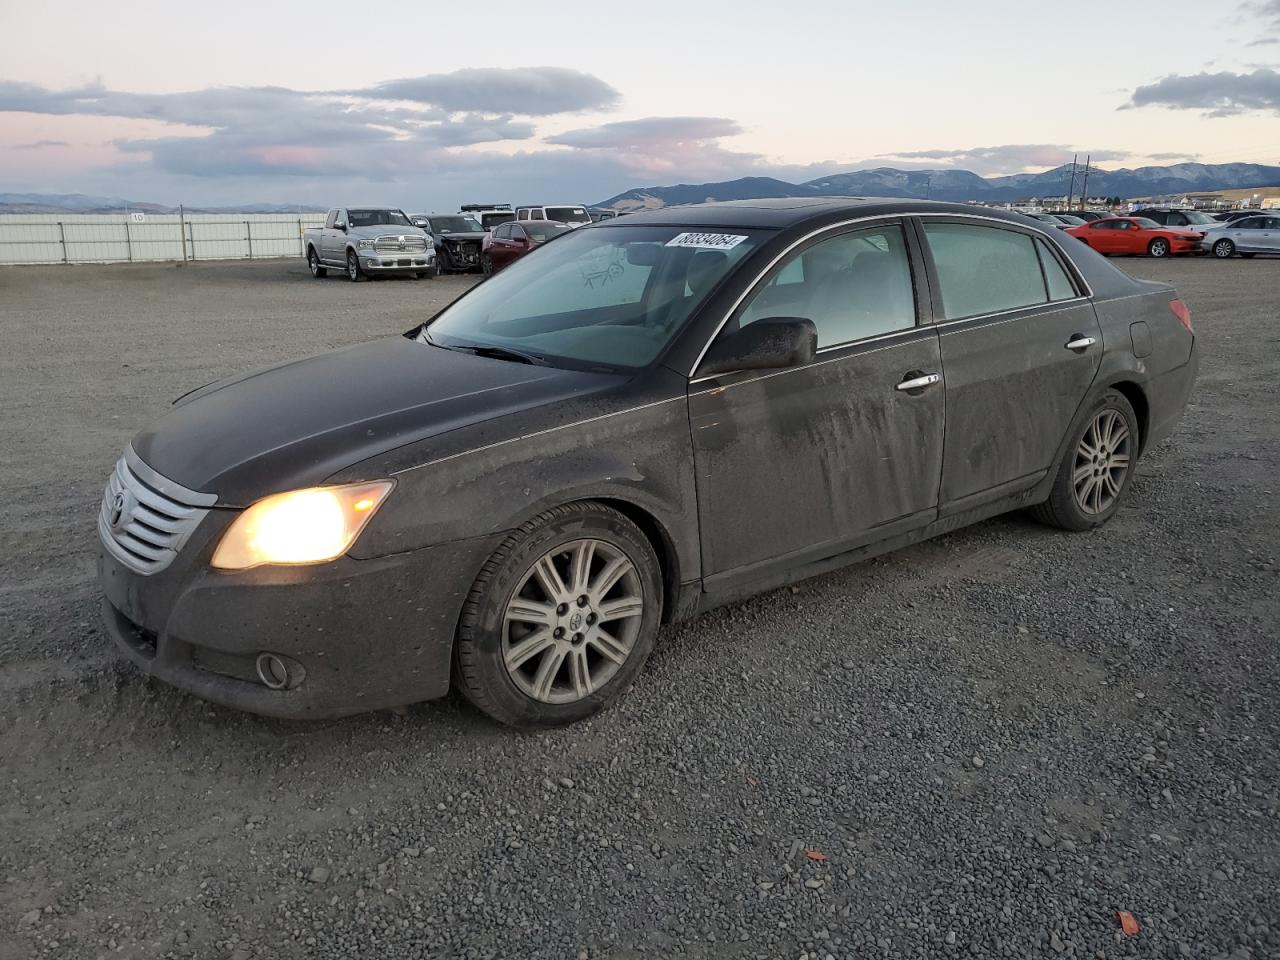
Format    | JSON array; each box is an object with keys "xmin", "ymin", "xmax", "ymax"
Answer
[{"xmin": 256, "ymin": 652, "xmax": 290, "ymax": 690}]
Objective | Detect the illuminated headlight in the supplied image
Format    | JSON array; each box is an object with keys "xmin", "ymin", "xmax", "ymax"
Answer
[
  {"xmin": 357, "ymin": 238, "xmax": 377, "ymax": 249},
  {"xmin": 211, "ymin": 481, "xmax": 394, "ymax": 570}
]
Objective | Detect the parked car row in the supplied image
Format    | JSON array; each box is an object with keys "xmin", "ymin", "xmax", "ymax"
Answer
[
  {"xmin": 1061, "ymin": 212, "xmax": 1279, "ymax": 259},
  {"xmin": 304, "ymin": 201, "xmax": 606, "ymax": 282}
]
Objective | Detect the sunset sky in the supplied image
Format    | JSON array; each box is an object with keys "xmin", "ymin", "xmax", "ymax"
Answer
[{"xmin": 2, "ymin": 0, "xmax": 1278, "ymax": 208}]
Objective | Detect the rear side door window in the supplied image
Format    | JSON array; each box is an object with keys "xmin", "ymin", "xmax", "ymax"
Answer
[
  {"xmin": 922, "ymin": 222, "xmax": 1049, "ymax": 319},
  {"xmin": 1036, "ymin": 239, "xmax": 1078, "ymax": 302},
  {"xmin": 737, "ymin": 224, "xmax": 917, "ymax": 348}
]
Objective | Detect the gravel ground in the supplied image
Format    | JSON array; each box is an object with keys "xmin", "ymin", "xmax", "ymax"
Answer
[{"xmin": 0, "ymin": 256, "xmax": 1277, "ymax": 960}]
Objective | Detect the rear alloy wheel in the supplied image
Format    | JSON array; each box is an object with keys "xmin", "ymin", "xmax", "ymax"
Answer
[
  {"xmin": 454, "ymin": 502, "xmax": 662, "ymax": 727},
  {"xmin": 346, "ymin": 250, "xmax": 363, "ymax": 281},
  {"xmin": 308, "ymin": 248, "xmax": 326, "ymax": 278},
  {"xmin": 1030, "ymin": 389, "xmax": 1139, "ymax": 531},
  {"xmin": 1147, "ymin": 238, "xmax": 1170, "ymax": 258},
  {"xmin": 1212, "ymin": 238, "xmax": 1235, "ymax": 259}
]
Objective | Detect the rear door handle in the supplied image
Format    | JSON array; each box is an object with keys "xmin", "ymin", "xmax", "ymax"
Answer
[
  {"xmin": 896, "ymin": 372, "xmax": 941, "ymax": 392},
  {"xmin": 1065, "ymin": 335, "xmax": 1097, "ymax": 351}
]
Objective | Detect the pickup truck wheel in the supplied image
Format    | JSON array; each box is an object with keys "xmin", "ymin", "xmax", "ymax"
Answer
[
  {"xmin": 307, "ymin": 248, "xmax": 326, "ymax": 278},
  {"xmin": 346, "ymin": 250, "xmax": 363, "ymax": 282},
  {"xmin": 481, "ymin": 254, "xmax": 494, "ymax": 276}
]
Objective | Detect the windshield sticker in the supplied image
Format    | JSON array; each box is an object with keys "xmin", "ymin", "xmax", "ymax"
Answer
[{"xmin": 665, "ymin": 232, "xmax": 748, "ymax": 250}]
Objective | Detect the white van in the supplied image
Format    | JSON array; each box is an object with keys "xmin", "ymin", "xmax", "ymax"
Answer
[{"xmin": 514, "ymin": 205, "xmax": 592, "ymax": 228}]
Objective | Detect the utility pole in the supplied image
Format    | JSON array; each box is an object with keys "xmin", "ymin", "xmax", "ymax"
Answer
[
  {"xmin": 1079, "ymin": 155, "xmax": 1092, "ymax": 209},
  {"xmin": 1066, "ymin": 153, "xmax": 1078, "ymax": 210}
]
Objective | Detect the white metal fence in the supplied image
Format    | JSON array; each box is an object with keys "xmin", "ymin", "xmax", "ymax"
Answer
[{"xmin": 0, "ymin": 213, "xmax": 329, "ymax": 265}]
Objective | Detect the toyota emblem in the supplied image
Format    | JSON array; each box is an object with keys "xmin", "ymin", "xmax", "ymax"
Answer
[{"xmin": 108, "ymin": 492, "xmax": 128, "ymax": 530}]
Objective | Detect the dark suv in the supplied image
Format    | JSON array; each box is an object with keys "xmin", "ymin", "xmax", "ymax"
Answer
[{"xmin": 1136, "ymin": 208, "xmax": 1219, "ymax": 230}]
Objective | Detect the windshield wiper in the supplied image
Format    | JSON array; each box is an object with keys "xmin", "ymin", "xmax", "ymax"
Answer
[{"xmin": 459, "ymin": 344, "xmax": 544, "ymax": 365}]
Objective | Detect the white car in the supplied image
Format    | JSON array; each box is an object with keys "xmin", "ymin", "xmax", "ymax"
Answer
[{"xmin": 1200, "ymin": 215, "xmax": 1280, "ymax": 258}]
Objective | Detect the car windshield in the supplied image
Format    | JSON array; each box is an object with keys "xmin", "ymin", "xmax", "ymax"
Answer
[
  {"xmin": 348, "ymin": 209, "xmax": 412, "ymax": 228},
  {"xmin": 544, "ymin": 206, "xmax": 592, "ymax": 225},
  {"xmin": 423, "ymin": 225, "xmax": 767, "ymax": 370},
  {"xmin": 430, "ymin": 216, "xmax": 482, "ymax": 233},
  {"xmin": 1055, "ymin": 215, "xmax": 1085, "ymax": 224},
  {"xmin": 525, "ymin": 223, "xmax": 571, "ymax": 242},
  {"xmin": 479, "ymin": 212, "xmax": 515, "ymax": 229},
  {"xmin": 1181, "ymin": 211, "xmax": 1216, "ymax": 225},
  {"xmin": 1132, "ymin": 217, "xmax": 1161, "ymax": 229}
]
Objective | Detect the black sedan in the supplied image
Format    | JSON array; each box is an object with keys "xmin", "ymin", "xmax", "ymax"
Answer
[{"xmin": 98, "ymin": 199, "xmax": 1198, "ymax": 727}]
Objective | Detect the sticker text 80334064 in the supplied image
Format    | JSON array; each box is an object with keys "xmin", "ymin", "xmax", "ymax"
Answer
[{"xmin": 664, "ymin": 232, "xmax": 749, "ymax": 250}]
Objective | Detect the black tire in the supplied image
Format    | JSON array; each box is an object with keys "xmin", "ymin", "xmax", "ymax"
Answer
[
  {"xmin": 1147, "ymin": 238, "xmax": 1170, "ymax": 258},
  {"xmin": 1030, "ymin": 389, "xmax": 1140, "ymax": 532},
  {"xmin": 1212, "ymin": 238, "xmax": 1235, "ymax": 259},
  {"xmin": 414, "ymin": 271, "xmax": 431, "ymax": 279},
  {"xmin": 436, "ymin": 250, "xmax": 451, "ymax": 275},
  {"xmin": 346, "ymin": 249, "xmax": 363, "ymax": 282},
  {"xmin": 481, "ymin": 253, "xmax": 494, "ymax": 276},
  {"xmin": 307, "ymin": 247, "xmax": 327, "ymax": 278},
  {"xmin": 454, "ymin": 502, "xmax": 663, "ymax": 728}
]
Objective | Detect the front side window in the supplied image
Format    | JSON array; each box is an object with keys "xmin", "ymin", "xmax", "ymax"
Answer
[
  {"xmin": 923, "ymin": 222, "xmax": 1049, "ymax": 320},
  {"xmin": 735, "ymin": 224, "xmax": 916, "ymax": 348},
  {"xmin": 425, "ymin": 226, "xmax": 765, "ymax": 369}
]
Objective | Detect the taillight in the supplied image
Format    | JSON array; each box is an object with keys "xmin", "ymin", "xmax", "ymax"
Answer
[{"xmin": 1169, "ymin": 298, "xmax": 1192, "ymax": 333}]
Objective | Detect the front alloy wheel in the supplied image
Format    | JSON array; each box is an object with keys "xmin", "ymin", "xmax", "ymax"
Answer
[
  {"xmin": 1148, "ymin": 238, "xmax": 1169, "ymax": 258},
  {"xmin": 1212, "ymin": 239, "xmax": 1235, "ymax": 259},
  {"xmin": 455, "ymin": 502, "xmax": 662, "ymax": 727},
  {"xmin": 502, "ymin": 539, "xmax": 643, "ymax": 704},
  {"xmin": 347, "ymin": 250, "xmax": 363, "ymax": 281}
]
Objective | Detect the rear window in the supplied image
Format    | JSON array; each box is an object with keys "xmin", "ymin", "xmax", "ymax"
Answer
[
  {"xmin": 545, "ymin": 206, "xmax": 591, "ymax": 225},
  {"xmin": 923, "ymin": 223, "xmax": 1049, "ymax": 320}
]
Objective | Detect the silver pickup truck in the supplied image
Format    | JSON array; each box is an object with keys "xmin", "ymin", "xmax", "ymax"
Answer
[{"xmin": 303, "ymin": 207, "xmax": 436, "ymax": 281}]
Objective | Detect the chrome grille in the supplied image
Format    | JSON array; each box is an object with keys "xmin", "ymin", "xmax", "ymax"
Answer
[
  {"xmin": 98, "ymin": 449, "xmax": 216, "ymax": 575},
  {"xmin": 373, "ymin": 234, "xmax": 428, "ymax": 254}
]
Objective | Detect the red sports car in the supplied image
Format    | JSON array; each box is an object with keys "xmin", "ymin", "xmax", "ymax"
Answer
[
  {"xmin": 482, "ymin": 221, "xmax": 572, "ymax": 273},
  {"xmin": 1065, "ymin": 216, "xmax": 1203, "ymax": 258}
]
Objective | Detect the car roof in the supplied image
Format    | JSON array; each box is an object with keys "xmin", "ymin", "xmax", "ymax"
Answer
[{"xmin": 603, "ymin": 197, "xmax": 1041, "ymax": 230}]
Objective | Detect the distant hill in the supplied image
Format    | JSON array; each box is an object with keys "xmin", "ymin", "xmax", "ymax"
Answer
[
  {"xmin": 601, "ymin": 161, "xmax": 1280, "ymax": 209},
  {"xmin": 0, "ymin": 193, "xmax": 326, "ymax": 215}
]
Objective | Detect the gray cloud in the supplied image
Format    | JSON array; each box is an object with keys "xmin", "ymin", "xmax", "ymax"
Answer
[
  {"xmin": 546, "ymin": 116, "xmax": 742, "ymax": 149},
  {"xmin": 366, "ymin": 67, "xmax": 619, "ymax": 115},
  {"xmin": 1126, "ymin": 68, "xmax": 1280, "ymax": 115},
  {"xmin": 15, "ymin": 139, "xmax": 69, "ymax": 149}
]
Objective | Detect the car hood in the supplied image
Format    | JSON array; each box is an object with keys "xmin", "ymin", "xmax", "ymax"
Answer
[{"xmin": 132, "ymin": 337, "xmax": 613, "ymax": 505}]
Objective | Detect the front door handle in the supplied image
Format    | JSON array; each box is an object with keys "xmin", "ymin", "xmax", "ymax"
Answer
[
  {"xmin": 896, "ymin": 372, "xmax": 941, "ymax": 392},
  {"xmin": 1065, "ymin": 335, "xmax": 1097, "ymax": 351}
]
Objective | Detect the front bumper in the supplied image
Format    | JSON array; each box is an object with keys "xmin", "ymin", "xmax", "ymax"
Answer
[
  {"xmin": 98, "ymin": 511, "xmax": 503, "ymax": 719},
  {"xmin": 360, "ymin": 253, "xmax": 435, "ymax": 274}
]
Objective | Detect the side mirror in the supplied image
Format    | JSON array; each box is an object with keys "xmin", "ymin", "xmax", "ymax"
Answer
[
  {"xmin": 335, "ymin": 222, "xmax": 347, "ymax": 231},
  {"xmin": 697, "ymin": 317, "xmax": 817, "ymax": 378}
]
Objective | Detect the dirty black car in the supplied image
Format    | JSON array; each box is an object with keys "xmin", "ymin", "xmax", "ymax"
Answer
[{"xmin": 98, "ymin": 199, "xmax": 1198, "ymax": 727}]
